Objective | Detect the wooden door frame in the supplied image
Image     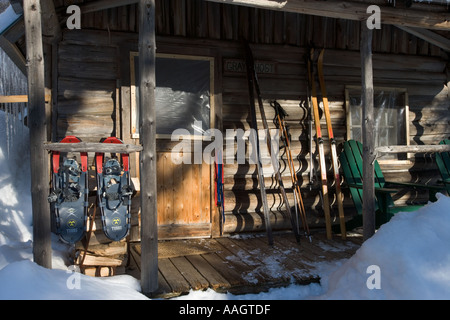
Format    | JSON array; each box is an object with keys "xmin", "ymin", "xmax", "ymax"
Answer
[{"xmin": 127, "ymin": 48, "xmax": 219, "ymax": 240}]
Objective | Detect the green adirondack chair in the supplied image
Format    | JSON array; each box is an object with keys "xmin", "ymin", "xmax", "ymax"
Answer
[
  {"xmin": 337, "ymin": 140, "xmax": 445, "ymax": 231},
  {"xmin": 436, "ymin": 140, "xmax": 450, "ymax": 195}
]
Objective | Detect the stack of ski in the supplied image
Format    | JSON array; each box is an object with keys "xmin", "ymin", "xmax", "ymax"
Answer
[
  {"xmin": 245, "ymin": 42, "xmax": 301, "ymax": 244},
  {"xmin": 271, "ymin": 101, "xmax": 310, "ymax": 240},
  {"xmin": 317, "ymin": 49, "xmax": 347, "ymax": 240},
  {"xmin": 306, "ymin": 49, "xmax": 346, "ymax": 240}
]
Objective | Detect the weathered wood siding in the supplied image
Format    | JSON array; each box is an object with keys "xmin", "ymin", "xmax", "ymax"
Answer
[{"xmin": 53, "ymin": 0, "xmax": 449, "ymax": 237}]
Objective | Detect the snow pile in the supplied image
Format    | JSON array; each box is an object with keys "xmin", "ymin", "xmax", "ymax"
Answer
[
  {"xmin": 0, "ymin": 111, "xmax": 32, "ymax": 247},
  {"xmin": 319, "ymin": 193, "xmax": 450, "ymax": 300},
  {"xmin": 0, "ymin": 260, "xmax": 145, "ymax": 300}
]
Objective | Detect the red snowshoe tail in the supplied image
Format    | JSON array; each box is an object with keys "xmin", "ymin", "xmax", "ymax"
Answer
[
  {"xmin": 52, "ymin": 136, "xmax": 82, "ymax": 174},
  {"xmin": 49, "ymin": 136, "xmax": 87, "ymax": 244},
  {"xmin": 101, "ymin": 137, "xmax": 130, "ymax": 172}
]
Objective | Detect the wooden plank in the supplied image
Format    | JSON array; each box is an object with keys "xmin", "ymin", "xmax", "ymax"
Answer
[
  {"xmin": 0, "ymin": 94, "xmax": 51, "ymax": 103},
  {"xmin": 396, "ymin": 25, "xmax": 450, "ymax": 52},
  {"xmin": 162, "ymin": 153, "xmax": 174, "ymax": 224},
  {"xmin": 24, "ymin": 0, "xmax": 52, "ymax": 269},
  {"xmin": 0, "ymin": 35, "xmax": 27, "ymax": 75},
  {"xmin": 173, "ymin": 160, "xmax": 184, "ymax": 225},
  {"xmin": 139, "ymin": 0, "xmax": 158, "ymax": 294},
  {"xmin": 185, "ymin": 255, "xmax": 231, "ymax": 291},
  {"xmin": 225, "ymin": 237, "xmax": 291, "ymax": 282},
  {"xmin": 201, "ymin": 252, "xmax": 246, "ymax": 287},
  {"xmin": 170, "ymin": 256, "xmax": 210, "ymax": 291},
  {"xmin": 40, "ymin": 0, "xmax": 61, "ymax": 43},
  {"xmin": 158, "ymin": 258, "xmax": 191, "ymax": 294},
  {"xmin": 275, "ymin": 235, "xmax": 323, "ymax": 263},
  {"xmin": 245, "ymin": 236, "xmax": 309, "ymax": 282},
  {"xmin": 377, "ymin": 144, "xmax": 450, "ymax": 155},
  {"xmin": 43, "ymin": 142, "xmax": 142, "ymax": 153},
  {"xmin": 129, "ymin": 244, "xmax": 172, "ymax": 295},
  {"xmin": 213, "ymin": 238, "xmax": 269, "ymax": 285},
  {"xmin": 201, "ymin": 160, "xmax": 212, "ymax": 229}
]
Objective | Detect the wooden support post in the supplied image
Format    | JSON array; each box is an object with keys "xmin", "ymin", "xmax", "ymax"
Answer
[
  {"xmin": 24, "ymin": 0, "xmax": 52, "ymax": 268},
  {"xmin": 360, "ymin": 23, "xmax": 376, "ymax": 241},
  {"xmin": 138, "ymin": 0, "xmax": 158, "ymax": 295}
]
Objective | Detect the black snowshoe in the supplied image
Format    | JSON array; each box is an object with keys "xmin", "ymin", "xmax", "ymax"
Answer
[
  {"xmin": 48, "ymin": 136, "xmax": 88, "ymax": 244},
  {"xmin": 95, "ymin": 137, "xmax": 133, "ymax": 242}
]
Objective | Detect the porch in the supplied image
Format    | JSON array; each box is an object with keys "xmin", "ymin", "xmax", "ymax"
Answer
[{"xmin": 127, "ymin": 230, "xmax": 363, "ymax": 298}]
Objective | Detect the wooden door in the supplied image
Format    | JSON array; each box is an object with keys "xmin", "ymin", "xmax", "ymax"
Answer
[
  {"xmin": 156, "ymin": 151, "xmax": 211, "ymax": 239},
  {"xmin": 129, "ymin": 52, "xmax": 216, "ymax": 239}
]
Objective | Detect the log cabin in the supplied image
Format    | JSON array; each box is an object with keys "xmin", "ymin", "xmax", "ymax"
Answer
[{"xmin": 0, "ymin": 0, "xmax": 449, "ymax": 294}]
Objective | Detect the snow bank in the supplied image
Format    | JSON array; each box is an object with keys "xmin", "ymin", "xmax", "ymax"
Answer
[
  {"xmin": 0, "ymin": 110, "xmax": 32, "ymax": 246},
  {"xmin": 0, "ymin": 260, "xmax": 146, "ymax": 300},
  {"xmin": 318, "ymin": 193, "xmax": 450, "ymax": 300}
]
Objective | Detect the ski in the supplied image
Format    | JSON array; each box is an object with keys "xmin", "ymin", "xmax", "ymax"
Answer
[
  {"xmin": 95, "ymin": 137, "xmax": 133, "ymax": 242},
  {"xmin": 245, "ymin": 42, "xmax": 301, "ymax": 244},
  {"xmin": 49, "ymin": 136, "xmax": 88, "ymax": 244},
  {"xmin": 244, "ymin": 42, "xmax": 274, "ymax": 245},
  {"xmin": 215, "ymin": 148, "xmax": 225, "ymax": 235},
  {"xmin": 271, "ymin": 100, "xmax": 310, "ymax": 240},
  {"xmin": 307, "ymin": 49, "xmax": 333, "ymax": 240},
  {"xmin": 318, "ymin": 49, "xmax": 347, "ymax": 240}
]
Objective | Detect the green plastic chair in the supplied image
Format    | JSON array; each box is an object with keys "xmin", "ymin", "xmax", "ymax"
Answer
[
  {"xmin": 337, "ymin": 140, "xmax": 445, "ymax": 231},
  {"xmin": 436, "ymin": 140, "xmax": 450, "ymax": 196}
]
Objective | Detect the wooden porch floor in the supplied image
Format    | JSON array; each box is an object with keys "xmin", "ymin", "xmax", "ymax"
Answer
[{"xmin": 127, "ymin": 230, "xmax": 363, "ymax": 298}]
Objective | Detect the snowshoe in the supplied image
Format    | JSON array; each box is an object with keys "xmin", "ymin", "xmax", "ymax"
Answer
[
  {"xmin": 96, "ymin": 137, "xmax": 132, "ymax": 242},
  {"xmin": 48, "ymin": 136, "xmax": 88, "ymax": 244}
]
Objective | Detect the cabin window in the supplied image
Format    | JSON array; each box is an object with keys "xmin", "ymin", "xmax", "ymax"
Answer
[
  {"xmin": 130, "ymin": 52, "xmax": 214, "ymax": 139},
  {"xmin": 345, "ymin": 86, "xmax": 410, "ymax": 161}
]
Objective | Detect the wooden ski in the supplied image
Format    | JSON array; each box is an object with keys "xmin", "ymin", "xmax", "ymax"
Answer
[
  {"xmin": 318, "ymin": 49, "xmax": 347, "ymax": 240},
  {"xmin": 245, "ymin": 42, "xmax": 301, "ymax": 244},
  {"xmin": 244, "ymin": 43, "xmax": 273, "ymax": 245},
  {"xmin": 307, "ymin": 49, "xmax": 333, "ymax": 240}
]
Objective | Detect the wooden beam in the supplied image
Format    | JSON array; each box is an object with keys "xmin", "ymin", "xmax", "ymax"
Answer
[
  {"xmin": 360, "ymin": 22, "xmax": 376, "ymax": 241},
  {"xmin": 0, "ymin": 36, "xmax": 26, "ymax": 75},
  {"xmin": 205, "ymin": 0, "xmax": 450, "ymax": 30},
  {"xmin": 377, "ymin": 145, "xmax": 450, "ymax": 154},
  {"xmin": 10, "ymin": 0, "xmax": 24, "ymax": 14},
  {"xmin": 138, "ymin": 0, "xmax": 158, "ymax": 295},
  {"xmin": 396, "ymin": 25, "xmax": 450, "ymax": 52},
  {"xmin": 43, "ymin": 142, "xmax": 143, "ymax": 153},
  {"xmin": 40, "ymin": 0, "xmax": 61, "ymax": 44},
  {"xmin": 24, "ymin": 0, "xmax": 52, "ymax": 269},
  {"xmin": 0, "ymin": 94, "xmax": 51, "ymax": 103},
  {"xmin": 73, "ymin": 0, "xmax": 450, "ymax": 30},
  {"xmin": 79, "ymin": 0, "xmax": 139, "ymax": 14}
]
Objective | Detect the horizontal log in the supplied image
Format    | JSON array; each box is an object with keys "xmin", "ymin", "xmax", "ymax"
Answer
[
  {"xmin": 0, "ymin": 94, "xmax": 51, "ymax": 103},
  {"xmin": 43, "ymin": 142, "xmax": 143, "ymax": 153},
  {"xmin": 377, "ymin": 144, "xmax": 450, "ymax": 154}
]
